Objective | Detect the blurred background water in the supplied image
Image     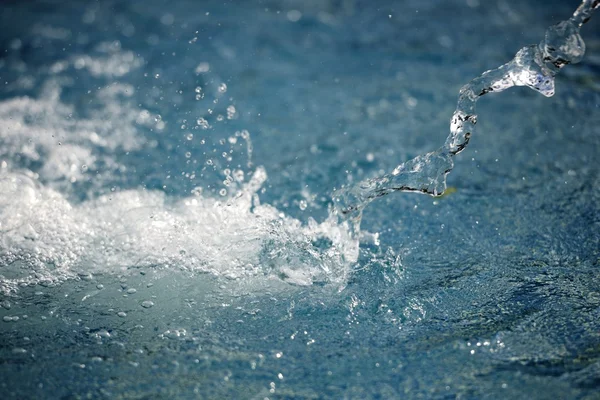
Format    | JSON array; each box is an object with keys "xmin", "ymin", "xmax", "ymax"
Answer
[{"xmin": 0, "ymin": 0, "xmax": 599, "ymax": 398}]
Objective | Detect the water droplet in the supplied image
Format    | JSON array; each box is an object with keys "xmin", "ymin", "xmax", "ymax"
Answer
[
  {"xmin": 233, "ymin": 170, "xmax": 244, "ymax": 182},
  {"xmin": 196, "ymin": 118, "xmax": 209, "ymax": 129},
  {"xmin": 141, "ymin": 301, "xmax": 154, "ymax": 308},
  {"xmin": 287, "ymin": 10, "xmax": 302, "ymax": 22},
  {"xmin": 160, "ymin": 13, "xmax": 174, "ymax": 26},
  {"xmin": 97, "ymin": 329, "xmax": 110, "ymax": 338},
  {"xmin": 162, "ymin": 328, "xmax": 187, "ymax": 339},
  {"xmin": 227, "ymin": 105, "xmax": 237, "ymax": 119},
  {"xmin": 299, "ymin": 200, "xmax": 308, "ymax": 211},
  {"xmin": 194, "ymin": 62, "xmax": 210, "ymax": 74}
]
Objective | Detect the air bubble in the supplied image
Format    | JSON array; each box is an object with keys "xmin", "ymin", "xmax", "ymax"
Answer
[
  {"xmin": 196, "ymin": 118, "xmax": 209, "ymax": 129},
  {"xmin": 162, "ymin": 328, "xmax": 187, "ymax": 339},
  {"xmin": 194, "ymin": 62, "xmax": 210, "ymax": 74},
  {"xmin": 96, "ymin": 329, "xmax": 111, "ymax": 338},
  {"xmin": 227, "ymin": 105, "xmax": 237, "ymax": 119},
  {"xmin": 233, "ymin": 170, "xmax": 244, "ymax": 182}
]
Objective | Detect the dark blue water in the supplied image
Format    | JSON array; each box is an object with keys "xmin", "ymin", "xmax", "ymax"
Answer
[{"xmin": 1, "ymin": 0, "xmax": 599, "ymax": 398}]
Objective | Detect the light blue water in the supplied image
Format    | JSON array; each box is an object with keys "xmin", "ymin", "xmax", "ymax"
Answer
[{"xmin": 1, "ymin": 0, "xmax": 599, "ymax": 398}]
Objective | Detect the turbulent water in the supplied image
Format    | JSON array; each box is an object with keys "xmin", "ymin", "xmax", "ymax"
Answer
[
  {"xmin": 0, "ymin": 32, "xmax": 357, "ymax": 294},
  {"xmin": 1, "ymin": 0, "xmax": 599, "ymax": 398}
]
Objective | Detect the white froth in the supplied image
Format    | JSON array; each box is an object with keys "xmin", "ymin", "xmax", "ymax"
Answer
[
  {"xmin": 0, "ymin": 79, "xmax": 157, "ymax": 187},
  {"xmin": 0, "ymin": 168, "xmax": 355, "ymax": 294},
  {"xmin": 73, "ymin": 51, "xmax": 143, "ymax": 78}
]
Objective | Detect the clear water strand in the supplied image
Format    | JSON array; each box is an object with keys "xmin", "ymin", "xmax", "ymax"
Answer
[{"xmin": 332, "ymin": 0, "xmax": 599, "ymax": 230}]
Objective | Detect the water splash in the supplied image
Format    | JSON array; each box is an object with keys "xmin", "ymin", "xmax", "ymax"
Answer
[
  {"xmin": 0, "ymin": 58, "xmax": 356, "ymax": 294},
  {"xmin": 0, "ymin": 166, "xmax": 357, "ymax": 294},
  {"xmin": 333, "ymin": 0, "xmax": 599, "ymax": 231},
  {"xmin": 1, "ymin": 1, "xmax": 596, "ymax": 295}
]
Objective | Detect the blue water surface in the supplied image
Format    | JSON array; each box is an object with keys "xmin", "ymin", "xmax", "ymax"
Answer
[{"xmin": 1, "ymin": 0, "xmax": 599, "ymax": 398}]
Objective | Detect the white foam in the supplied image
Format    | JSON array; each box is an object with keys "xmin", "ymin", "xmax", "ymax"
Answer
[
  {"xmin": 0, "ymin": 80, "xmax": 155, "ymax": 186},
  {"xmin": 0, "ymin": 167, "xmax": 355, "ymax": 294},
  {"xmin": 73, "ymin": 50, "xmax": 142, "ymax": 78}
]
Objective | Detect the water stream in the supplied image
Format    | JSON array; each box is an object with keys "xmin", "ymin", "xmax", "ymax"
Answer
[{"xmin": 333, "ymin": 0, "xmax": 599, "ymax": 240}]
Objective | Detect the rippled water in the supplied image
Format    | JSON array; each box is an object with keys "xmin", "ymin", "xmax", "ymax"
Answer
[{"xmin": 1, "ymin": 0, "xmax": 599, "ymax": 398}]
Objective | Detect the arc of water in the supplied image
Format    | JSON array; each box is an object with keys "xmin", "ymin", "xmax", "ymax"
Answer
[{"xmin": 332, "ymin": 0, "xmax": 599, "ymax": 235}]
